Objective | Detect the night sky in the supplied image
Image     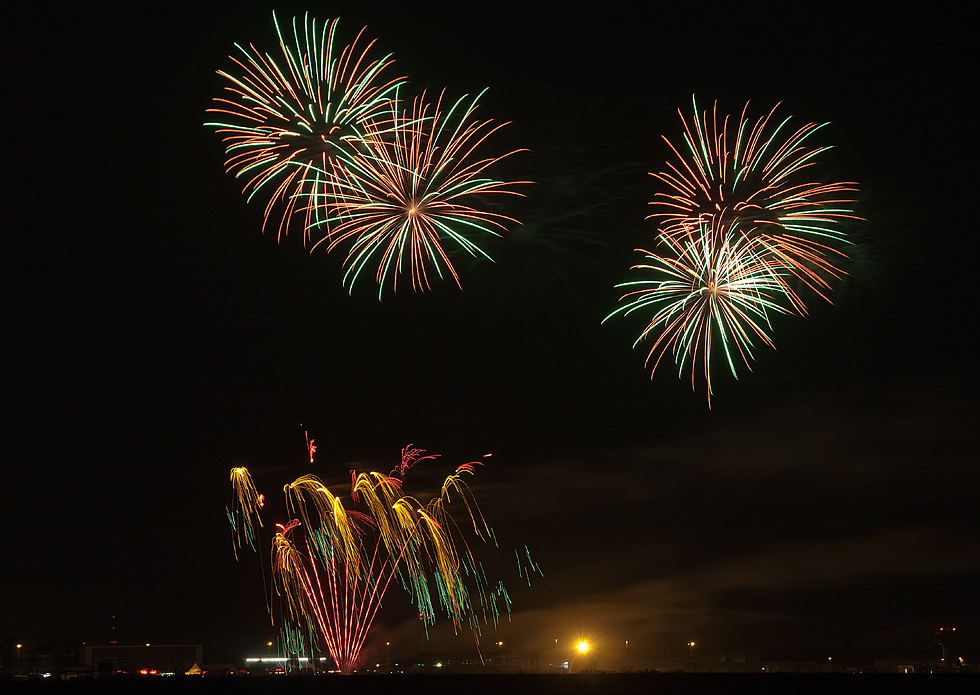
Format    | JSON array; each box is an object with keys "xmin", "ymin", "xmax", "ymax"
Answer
[{"xmin": 5, "ymin": 1, "xmax": 978, "ymax": 670}]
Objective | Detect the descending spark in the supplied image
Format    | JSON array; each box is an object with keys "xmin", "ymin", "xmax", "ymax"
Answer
[
  {"xmin": 228, "ymin": 467, "xmax": 264, "ymax": 559},
  {"xmin": 516, "ymin": 546, "xmax": 544, "ymax": 587},
  {"xmin": 304, "ymin": 427, "xmax": 316, "ymax": 465}
]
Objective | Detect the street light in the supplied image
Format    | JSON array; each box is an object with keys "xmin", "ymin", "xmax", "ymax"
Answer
[
  {"xmin": 569, "ymin": 640, "xmax": 592, "ymax": 675},
  {"xmin": 16, "ymin": 644, "xmax": 22, "ymax": 668},
  {"xmin": 688, "ymin": 641, "xmax": 696, "ymax": 656}
]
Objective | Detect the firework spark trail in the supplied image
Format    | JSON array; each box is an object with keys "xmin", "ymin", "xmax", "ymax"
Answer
[
  {"xmin": 650, "ymin": 96, "xmax": 859, "ymax": 298},
  {"xmin": 274, "ymin": 525, "xmax": 385, "ymax": 672},
  {"xmin": 605, "ymin": 218, "xmax": 798, "ymax": 405},
  {"xmin": 302, "ymin": 531, "xmax": 404, "ymax": 673},
  {"xmin": 206, "ymin": 11, "xmax": 405, "ymax": 243},
  {"xmin": 516, "ymin": 546, "xmax": 544, "ymax": 587},
  {"xmin": 272, "ymin": 521, "xmax": 316, "ymax": 633},
  {"xmin": 304, "ymin": 428, "xmax": 316, "ymax": 464},
  {"xmin": 389, "ymin": 444, "xmax": 439, "ymax": 478},
  {"xmin": 284, "ymin": 475, "xmax": 367, "ymax": 581},
  {"xmin": 437, "ymin": 463, "xmax": 490, "ymax": 540},
  {"xmin": 228, "ymin": 467, "xmax": 264, "ymax": 559},
  {"xmin": 305, "ymin": 90, "xmax": 528, "ymax": 296}
]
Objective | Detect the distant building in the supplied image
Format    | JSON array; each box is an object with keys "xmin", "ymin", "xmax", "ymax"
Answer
[
  {"xmin": 874, "ymin": 654, "xmax": 943, "ymax": 673},
  {"xmin": 422, "ymin": 648, "xmax": 540, "ymax": 673},
  {"xmin": 875, "ymin": 652, "xmax": 979, "ymax": 674},
  {"xmin": 875, "ymin": 627, "xmax": 977, "ymax": 673},
  {"xmin": 645, "ymin": 657, "xmax": 841, "ymax": 674},
  {"xmin": 82, "ymin": 644, "xmax": 203, "ymax": 677}
]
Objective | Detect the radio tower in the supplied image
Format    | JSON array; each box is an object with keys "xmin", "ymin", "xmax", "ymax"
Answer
[{"xmin": 934, "ymin": 627, "xmax": 960, "ymax": 671}]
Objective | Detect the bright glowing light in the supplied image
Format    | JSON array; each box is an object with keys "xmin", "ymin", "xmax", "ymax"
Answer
[
  {"xmin": 244, "ymin": 657, "xmax": 326, "ymax": 663},
  {"xmin": 576, "ymin": 641, "xmax": 590, "ymax": 654}
]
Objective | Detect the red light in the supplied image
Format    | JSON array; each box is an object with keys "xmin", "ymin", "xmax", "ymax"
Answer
[{"xmin": 140, "ymin": 669, "xmax": 148, "ymax": 675}]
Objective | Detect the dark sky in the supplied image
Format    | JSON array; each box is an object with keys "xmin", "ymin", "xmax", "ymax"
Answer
[{"xmin": 4, "ymin": 0, "xmax": 978, "ymax": 670}]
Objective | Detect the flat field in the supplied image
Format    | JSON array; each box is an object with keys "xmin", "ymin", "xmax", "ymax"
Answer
[{"xmin": 6, "ymin": 674, "xmax": 980, "ymax": 695}]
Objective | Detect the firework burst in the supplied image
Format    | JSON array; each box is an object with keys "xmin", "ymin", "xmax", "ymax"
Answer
[
  {"xmin": 650, "ymin": 96, "xmax": 859, "ymax": 298},
  {"xmin": 607, "ymin": 97, "xmax": 860, "ymax": 403},
  {"xmin": 206, "ymin": 12, "xmax": 405, "ymax": 243},
  {"xmin": 605, "ymin": 218, "xmax": 799, "ymax": 404},
  {"xmin": 229, "ymin": 442, "xmax": 535, "ymax": 673},
  {"xmin": 306, "ymin": 90, "xmax": 527, "ymax": 296}
]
